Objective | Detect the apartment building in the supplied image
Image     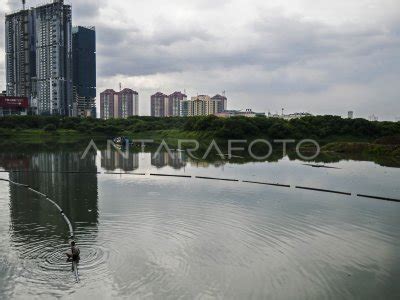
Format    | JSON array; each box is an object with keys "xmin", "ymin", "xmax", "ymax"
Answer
[{"xmin": 100, "ymin": 88, "xmax": 139, "ymax": 119}]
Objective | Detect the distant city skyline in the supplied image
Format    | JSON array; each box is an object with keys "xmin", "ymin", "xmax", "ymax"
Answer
[
  {"xmin": 150, "ymin": 92, "xmax": 227, "ymax": 117},
  {"xmin": 1, "ymin": 0, "xmax": 399, "ymax": 120}
]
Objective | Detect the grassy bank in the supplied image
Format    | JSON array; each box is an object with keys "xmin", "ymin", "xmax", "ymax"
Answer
[
  {"xmin": 1, "ymin": 115, "xmax": 400, "ymax": 158},
  {"xmin": 0, "ymin": 129, "xmax": 105, "ymax": 145},
  {"xmin": 3, "ymin": 128, "xmax": 400, "ymax": 158}
]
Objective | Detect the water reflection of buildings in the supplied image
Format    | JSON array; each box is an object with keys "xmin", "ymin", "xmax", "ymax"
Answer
[
  {"xmin": 99, "ymin": 149, "xmax": 225, "ymax": 171},
  {"xmin": 188, "ymin": 160, "xmax": 226, "ymax": 168},
  {"xmin": 151, "ymin": 151, "xmax": 187, "ymax": 169},
  {"xmin": 101, "ymin": 150, "xmax": 139, "ymax": 171},
  {"xmin": 0, "ymin": 153, "xmax": 30, "ymax": 170},
  {"xmin": 0, "ymin": 151, "xmax": 99, "ymax": 240}
]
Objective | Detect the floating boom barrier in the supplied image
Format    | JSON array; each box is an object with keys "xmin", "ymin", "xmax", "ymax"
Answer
[
  {"xmin": 135, "ymin": 172, "xmax": 399, "ymax": 203},
  {"xmin": 150, "ymin": 173, "xmax": 192, "ymax": 178},
  {"xmin": 2, "ymin": 170, "xmax": 400, "ymax": 205},
  {"xmin": 195, "ymin": 176, "xmax": 239, "ymax": 182},
  {"xmin": 295, "ymin": 186, "xmax": 352, "ymax": 196},
  {"xmin": 357, "ymin": 194, "xmax": 400, "ymax": 203},
  {"xmin": 242, "ymin": 180, "xmax": 291, "ymax": 188}
]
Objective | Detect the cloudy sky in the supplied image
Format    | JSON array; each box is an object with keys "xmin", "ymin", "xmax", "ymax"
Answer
[{"xmin": 1, "ymin": 0, "xmax": 399, "ymax": 119}]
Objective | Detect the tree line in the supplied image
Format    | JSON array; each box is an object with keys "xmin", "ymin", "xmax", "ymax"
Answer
[{"xmin": 0, "ymin": 115, "xmax": 399, "ymax": 140}]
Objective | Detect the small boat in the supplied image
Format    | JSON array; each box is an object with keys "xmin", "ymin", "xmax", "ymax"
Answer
[{"xmin": 113, "ymin": 137, "xmax": 131, "ymax": 148}]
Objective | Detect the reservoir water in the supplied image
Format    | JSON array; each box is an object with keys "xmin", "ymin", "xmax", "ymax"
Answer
[{"xmin": 0, "ymin": 148, "xmax": 399, "ymax": 299}]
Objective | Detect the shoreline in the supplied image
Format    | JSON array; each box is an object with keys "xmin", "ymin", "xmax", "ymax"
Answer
[{"xmin": 1, "ymin": 129, "xmax": 399, "ymax": 157}]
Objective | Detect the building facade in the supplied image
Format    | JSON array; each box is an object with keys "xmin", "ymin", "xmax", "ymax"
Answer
[
  {"xmin": 168, "ymin": 91, "xmax": 187, "ymax": 116},
  {"xmin": 5, "ymin": 9, "xmax": 36, "ymax": 103},
  {"xmin": 210, "ymin": 94, "xmax": 227, "ymax": 114},
  {"xmin": 100, "ymin": 89, "xmax": 117, "ymax": 119},
  {"xmin": 191, "ymin": 95, "xmax": 210, "ymax": 116},
  {"xmin": 118, "ymin": 88, "xmax": 139, "ymax": 118},
  {"xmin": 72, "ymin": 26, "xmax": 96, "ymax": 118},
  {"xmin": 150, "ymin": 92, "xmax": 226, "ymax": 117},
  {"xmin": 180, "ymin": 99, "xmax": 190, "ymax": 117},
  {"xmin": 100, "ymin": 88, "xmax": 139, "ymax": 119},
  {"xmin": 150, "ymin": 92, "xmax": 168, "ymax": 117},
  {"xmin": 34, "ymin": 0, "xmax": 73, "ymax": 115},
  {"xmin": 179, "ymin": 95, "xmax": 209, "ymax": 117},
  {"xmin": 5, "ymin": 0, "xmax": 74, "ymax": 116},
  {"xmin": 179, "ymin": 94, "xmax": 228, "ymax": 116},
  {"xmin": 151, "ymin": 91, "xmax": 187, "ymax": 117}
]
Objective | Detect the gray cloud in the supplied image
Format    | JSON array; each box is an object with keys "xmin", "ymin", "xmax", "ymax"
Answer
[
  {"xmin": 72, "ymin": 0, "xmax": 105, "ymax": 19},
  {"xmin": 96, "ymin": 13, "xmax": 400, "ymax": 88},
  {"xmin": 1, "ymin": 0, "xmax": 400, "ymax": 119}
]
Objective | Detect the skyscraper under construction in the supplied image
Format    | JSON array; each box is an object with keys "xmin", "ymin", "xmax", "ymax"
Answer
[
  {"xmin": 5, "ymin": 7, "xmax": 36, "ymax": 102},
  {"xmin": 5, "ymin": 0, "xmax": 73, "ymax": 115}
]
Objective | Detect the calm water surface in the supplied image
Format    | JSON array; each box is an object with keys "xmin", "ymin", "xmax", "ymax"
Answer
[{"xmin": 0, "ymin": 149, "xmax": 399, "ymax": 299}]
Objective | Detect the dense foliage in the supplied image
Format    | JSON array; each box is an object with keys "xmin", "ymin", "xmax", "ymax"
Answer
[
  {"xmin": 183, "ymin": 115, "xmax": 400, "ymax": 140},
  {"xmin": 0, "ymin": 115, "xmax": 399, "ymax": 140}
]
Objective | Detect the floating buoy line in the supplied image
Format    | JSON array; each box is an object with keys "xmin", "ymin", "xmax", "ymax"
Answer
[{"xmin": 1, "ymin": 171, "xmax": 400, "ymax": 203}]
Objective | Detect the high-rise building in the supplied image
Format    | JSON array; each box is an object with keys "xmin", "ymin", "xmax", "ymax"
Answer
[
  {"xmin": 100, "ymin": 89, "xmax": 117, "ymax": 119},
  {"xmin": 151, "ymin": 92, "xmax": 168, "ymax": 117},
  {"xmin": 72, "ymin": 26, "xmax": 96, "ymax": 118},
  {"xmin": 168, "ymin": 91, "xmax": 187, "ymax": 116},
  {"xmin": 5, "ymin": 0, "xmax": 73, "ymax": 116},
  {"xmin": 149, "ymin": 91, "xmax": 228, "ymax": 117},
  {"xmin": 100, "ymin": 88, "xmax": 139, "ymax": 119},
  {"xmin": 348, "ymin": 111, "xmax": 354, "ymax": 119},
  {"xmin": 118, "ymin": 88, "xmax": 139, "ymax": 118},
  {"xmin": 211, "ymin": 94, "xmax": 227, "ymax": 114},
  {"xmin": 34, "ymin": 0, "xmax": 73, "ymax": 115},
  {"xmin": 180, "ymin": 96, "xmax": 203, "ymax": 116},
  {"xmin": 5, "ymin": 9, "xmax": 36, "ymax": 104},
  {"xmin": 191, "ymin": 95, "xmax": 210, "ymax": 116},
  {"xmin": 151, "ymin": 91, "xmax": 187, "ymax": 117},
  {"xmin": 180, "ymin": 99, "xmax": 191, "ymax": 117}
]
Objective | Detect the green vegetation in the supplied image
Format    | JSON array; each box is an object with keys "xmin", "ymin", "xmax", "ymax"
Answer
[
  {"xmin": 322, "ymin": 142, "xmax": 400, "ymax": 156},
  {"xmin": 43, "ymin": 124, "xmax": 57, "ymax": 132},
  {"xmin": 1, "ymin": 115, "xmax": 400, "ymax": 156},
  {"xmin": 183, "ymin": 115, "xmax": 400, "ymax": 141}
]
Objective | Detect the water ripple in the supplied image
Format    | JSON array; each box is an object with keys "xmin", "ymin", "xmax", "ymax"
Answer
[{"xmin": 1, "ymin": 176, "xmax": 399, "ymax": 299}]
